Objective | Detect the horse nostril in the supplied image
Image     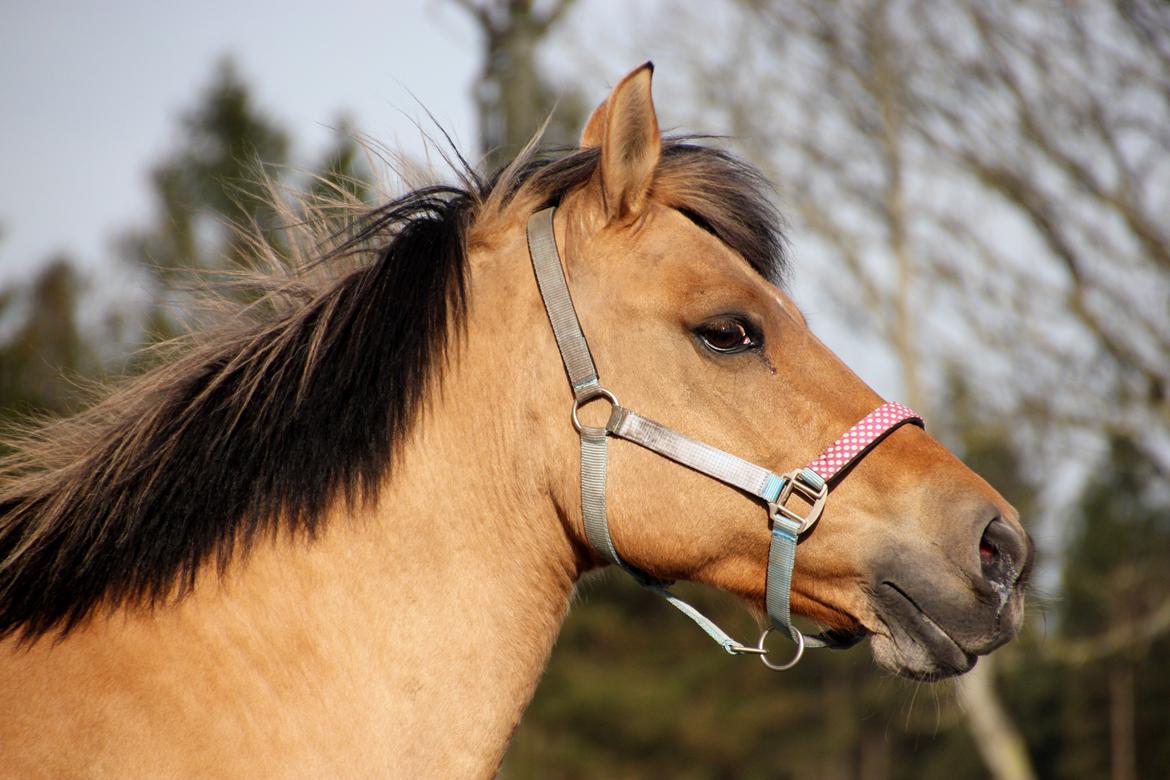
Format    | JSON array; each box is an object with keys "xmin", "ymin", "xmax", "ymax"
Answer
[
  {"xmin": 979, "ymin": 536, "xmax": 998, "ymax": 567},
  {"xmin": 979, "ymin": 517, "xmax": 1028, "ymax": 589}
]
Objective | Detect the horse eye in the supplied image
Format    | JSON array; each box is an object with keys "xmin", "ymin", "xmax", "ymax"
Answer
[{"xmin": 696, "ymin": 318, "xmax": 758, "ymax": 354}]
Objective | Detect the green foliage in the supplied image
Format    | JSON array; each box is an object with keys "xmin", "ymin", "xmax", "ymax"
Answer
[
  {"xmin": 1062, "ymin": 439, "xmax": 1170, "ymax": 639},
  {"xmin": 167, "ymin": 59, "xmax": 289, "ymax": 225},
  {"xmin": 504, "ymin": 576, "xmax": 986, "ymax": 780},
  {"xmin": 1041, "ymin": 438, "xmax": 1170, "ymax": 779},
  {"xmin": 0, "ymin": 258, "xmax": 89, "ymax": 424}
]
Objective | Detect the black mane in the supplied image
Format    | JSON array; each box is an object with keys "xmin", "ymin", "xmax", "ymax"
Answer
[{"xmin": 0, "ymin": 138, "xmax": 787, "ymax": 639}]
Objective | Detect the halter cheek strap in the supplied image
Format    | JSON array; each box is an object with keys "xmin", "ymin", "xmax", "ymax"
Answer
[{"xmin": 527, "ymin": 207, "xmax": 923, "ymax": 670}]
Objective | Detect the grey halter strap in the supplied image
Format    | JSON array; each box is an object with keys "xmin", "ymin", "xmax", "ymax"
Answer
[{"xmin": 527, "ymin": 206, "xmax": 835, "ymax": 668}]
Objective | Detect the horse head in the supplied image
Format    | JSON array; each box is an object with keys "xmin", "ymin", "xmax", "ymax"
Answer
[{"xmin": 492, "ymin": 63, "xmax": 1033, "ymax": 680}]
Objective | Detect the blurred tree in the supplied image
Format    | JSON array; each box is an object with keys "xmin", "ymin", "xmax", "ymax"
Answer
[
  {"xmin": 1051, "ymin": 438, "xmax": 1170, "ymax": 780},
  {"xmin": 698, "ymin": 0, "xmax": 1170, "ymax": 472},
  {"xmin": 3, "ymin": 61, "xmax": 368, "ymax": 431},
  {"xmin": 0, "ymin": 258, "xmax": 90, "ymax": 423},
  {"xmin": 449, "ymin": 0, "xmax": 590, "ymax": 169},
  {"xmin": 947, "ymin": 379, "xmax": 1041, "ymax": 780},
  {"xmin": 910, "ymin": 1, "xmax": 1170, "ymax": 469},
  {"xmin": 306, "ymin": 117, "xmax": 372, "ymax": 208},
  {"xmin": 120, "ymin": 58, "xmax": 290, "ymax": 338},
  {"xmin": 648, "ymin": 1, "xmax": 1170, "ymax": 776}
]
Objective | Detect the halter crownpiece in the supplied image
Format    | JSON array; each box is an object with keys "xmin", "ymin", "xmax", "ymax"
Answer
[{"xmin": 526, "ymin": 207, "xmax": 923, "ymax": 671}]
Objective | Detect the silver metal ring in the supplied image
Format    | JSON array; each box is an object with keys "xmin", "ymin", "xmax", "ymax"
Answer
[
  {"xmin": 757, "ymin": 626, "xmax": 805, "ymax": 671},
  {"xmin": 571, "ymin": 387, "xmax": 619, "ymax": 433}
]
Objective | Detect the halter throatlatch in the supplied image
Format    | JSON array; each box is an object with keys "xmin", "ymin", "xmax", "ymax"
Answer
[{"xmin": 527, "ymin": 207, "xmax": 923, "ymax": 670}]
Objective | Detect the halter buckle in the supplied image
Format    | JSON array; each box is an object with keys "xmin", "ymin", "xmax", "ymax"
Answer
[{"xmin": 769, "ymin": 468, "xmax": 828, "ymax": 535}]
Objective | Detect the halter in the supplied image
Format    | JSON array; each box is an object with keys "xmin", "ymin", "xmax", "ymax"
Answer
[{"xmin": 527, "ymin": 207, "xmax": 923, "ymax": 670}]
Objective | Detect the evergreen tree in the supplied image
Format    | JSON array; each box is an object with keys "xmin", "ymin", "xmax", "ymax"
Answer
[
  {"xmin": 308, "ymin": 118, "xmax": 371, "ymax": 205},
  {"xmin": 0, "ymin": 258, "xmax": 91, "ymax": 434},
  {"xmin": 1054, "ymin": 438, "xmax": 1170, "ymax": 779},
  {"xmin": 451, "ymin": 0, "xmax": 590, "ymax": 170},
  {"xmin": 119, "ymin": 58, "xmax": 290, "ymax": 339},
  {"xmin": 2, "ymin": 60, "xmax": 364, "ymax": 430}
]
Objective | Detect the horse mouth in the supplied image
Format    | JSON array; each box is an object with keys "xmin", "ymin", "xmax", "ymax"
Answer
[{"xmin": 869, "ymin": 581, "xmax": 977, "ymax": 680}]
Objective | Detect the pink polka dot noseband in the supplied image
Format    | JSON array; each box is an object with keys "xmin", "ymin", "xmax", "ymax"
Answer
[{"xmin": 807, "ymin": 402, "xmax": 922, "ymax": 482}]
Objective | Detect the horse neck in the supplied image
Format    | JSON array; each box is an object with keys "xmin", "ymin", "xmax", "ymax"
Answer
[{"xmin": 2, "ymin": 235, "xmax": 583, "ymax": 776}]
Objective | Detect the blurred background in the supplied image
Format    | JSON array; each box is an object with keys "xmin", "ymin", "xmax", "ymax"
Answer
[{"xmin": 1, "ymin": 1, "xmax": 1167, "ymax": 778}]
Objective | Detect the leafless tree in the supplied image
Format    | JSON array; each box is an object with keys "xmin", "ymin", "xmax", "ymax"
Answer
[
  {"xmin": 646, "ymin": 1, "xmax": 1170, "ymax": 778},
  {"xmin": 675, "ymin": 1, "xmax": 1169, "ymax": 469},
  {"xmin": 448, "ymin": 0, "xmax": 585, "ymax": 169}
]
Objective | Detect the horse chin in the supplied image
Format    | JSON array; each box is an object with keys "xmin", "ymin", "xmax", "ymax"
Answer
[{"xmin": 866, "ymin": 583, "xmax": 980, "ymax": 680}]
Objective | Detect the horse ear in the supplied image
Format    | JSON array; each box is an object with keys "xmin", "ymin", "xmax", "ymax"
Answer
[
  {"xmin": 582, "ymin": 62, "xmax": 661, "ymax": 221},
  {"xmin": 580, "ymin": 96, "xmax": 607, "ymax": 149}
]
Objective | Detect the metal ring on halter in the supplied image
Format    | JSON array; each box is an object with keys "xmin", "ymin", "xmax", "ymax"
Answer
[
  {"xmin": 571, "ymin": 387, "xmax": 620, "ymax": 433},
  {"xmin": 757, "ymin": 626, "xmax": 806, "ymax": 671}
]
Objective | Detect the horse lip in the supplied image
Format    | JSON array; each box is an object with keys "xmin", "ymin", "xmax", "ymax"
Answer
[
  {"xmin": 877, "ymin": 580, "xmax": 976, "ymax": 678},
  {"xmin": 819, "ymin": 627, "xmax": 868, "ymax": 649}
]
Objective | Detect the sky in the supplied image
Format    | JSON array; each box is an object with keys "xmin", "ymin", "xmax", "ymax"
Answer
[
  {"xmin": 0, "ymin": 0, "xmax": 906, "ymax": 399},
  {"xmin": 0, "ymin": 1, "xmax": 961, "ymax": 395},
  {"xmin": 0, "ymin": 1, "xmax": 481, "ymax": 285}
]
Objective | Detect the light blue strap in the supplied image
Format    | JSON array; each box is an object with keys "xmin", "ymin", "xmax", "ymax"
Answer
[
  {"xmin": 609, "ymin": 406, "xmax": 821, "ymax": 649},
  {"xmin": 580, "ymin": 427, "xmax": 666, "ymax": 587},
  {"xmin": 647, "ymin": 585, "xmax": 745, "ymax": 654},
  {"xmin": 766, "ymin": 522, "xmax": 799, "ymax": 630},
  {"xmin": 766, "ymin": 516, "xmax": 829, "ymax": 649}
]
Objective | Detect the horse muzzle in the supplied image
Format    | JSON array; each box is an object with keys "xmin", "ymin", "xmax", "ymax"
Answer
[{"xmin": 865, "ymin": 513, "xmax": 1035, "ymax": 680}]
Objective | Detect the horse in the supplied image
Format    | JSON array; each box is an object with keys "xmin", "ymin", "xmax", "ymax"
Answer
[{"xmin": 0, "ymin": 63, "xmax": 1032, "ymax": 777}]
